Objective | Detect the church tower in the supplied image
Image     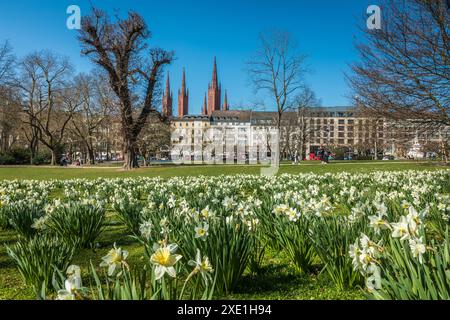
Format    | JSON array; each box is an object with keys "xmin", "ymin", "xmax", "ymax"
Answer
[
  {"xmin": 207, "ymin": 57, "xmax": 221, "ymax": 115},
  {"xmin": 162, "ymin": 72, "xmax": 173, "ymax": 117},
  {"xmin": 178, "ymin": 68, "xmax": 189, "ymax": 117}
]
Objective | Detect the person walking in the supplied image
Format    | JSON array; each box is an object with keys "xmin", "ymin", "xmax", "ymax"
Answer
[{"xmin": 323, "ymin": 149, "xmax": 330, "ymax": 164}]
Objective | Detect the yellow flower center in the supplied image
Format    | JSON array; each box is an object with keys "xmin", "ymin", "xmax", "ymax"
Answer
[
  {"xmin": 152, "ymin": 248, "xmax": 175, "ymax": 267},
  {"xmin": 111, "ymin": 252, "xmax": 122, "ymax": 263}
]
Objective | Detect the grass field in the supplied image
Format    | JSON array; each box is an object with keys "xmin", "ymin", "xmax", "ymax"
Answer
[
  {"xmin": 0, "ymin": 160, "xmax": 443, "ymax": 180},
  {"xmin": 0, "ymin": 161, "xmax": 447, "ymax": 300}
]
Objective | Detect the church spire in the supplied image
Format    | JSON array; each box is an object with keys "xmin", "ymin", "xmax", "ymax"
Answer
[
  {"xmin": 181, "ymin": 68, "xmax": 187, "ymax": 95},
  {"xmin": 162, "ymin": 71, "xmax": 173, "ymax": 117},
  {"xmin": 202, "ymin": 93, "xmax": 207, "ymax": 115},
  {"xmin": 212, "ymin": 56, "xmax": 218, "ymax": 88},
  {"xmin": 178, "ymin": 68, "xmax": 189, "ymax": 117},
  {"xmin": 208, "ymin": 57, "xmax": 221, "ymax": 115},
  {"xmin": 223, "ymin": 90, "xmax": 229, "ymax": 111}
]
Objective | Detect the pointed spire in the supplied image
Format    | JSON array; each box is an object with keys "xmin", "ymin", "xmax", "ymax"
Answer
[
  {"xmin": 181, "ymin": 68, "xmax": 186, "ymax": 94},
  {"xmin": 178, "ymin": 68, "xmax": 189, "ymax": 117},
  {"xmin": 212, "ymin": 57, "xmax": 218, "ymax": 87},
  {"xmin": 165, "ymin": 71, "xmax": 171, "ymax": 97},
  {"xmin": 202, "ymin": 93, "xmax": 207, "ymax": 115},
  {"xmin": 162, "ymin": 71, "xmax": 173, "ymax": 117},
  {"xmin": 223, "ymin": 90, "xmax": 229, "ymax": 111}
]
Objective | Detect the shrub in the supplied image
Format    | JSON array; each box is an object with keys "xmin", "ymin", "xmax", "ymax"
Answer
[
  {"xmin": 32, "ymin": 151, "xmax": 52, "ymax": 165},
  {"xmin": 8, "ymin": 148, "xmax": 31, "ymax": 165},
  {"xmin": 6, "ymin": 235, "xmax": 76, "ymax": 299},
  {"xmin": 0, "ymin": 148, "xmax": 31, "ymax": 165},
  {"xmin": 44, "ymin": 202, "xmax": 105, "ymax": 249},
  {"xmin": 0, "ymin": 153, "xmax": 15, "ymax": 165}
]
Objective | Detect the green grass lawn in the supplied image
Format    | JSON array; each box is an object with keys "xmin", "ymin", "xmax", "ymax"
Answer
[
  {"xmin": 0, "ymin": 161, "xmax": 447, "ymax": 300},
  {"xmin": 0, "ymin": 160, "xmax": 444, "ymax": 180}
]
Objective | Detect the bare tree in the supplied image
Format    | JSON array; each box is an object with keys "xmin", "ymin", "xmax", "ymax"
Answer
[
  {"xmin": 247, "ymin": 30, "xmax": 309, "ymax": 165},
  {"xmin": 349, "ymin": 0, "xmax": 449, "ymax": 161},
  {"xmin": 292, "ymin": 87, "xmax": 321, "ymax": 162},
  {"xmin": 0, "ymin": 40, "xmax": 15, "ymax": 85},
  {"xmin": 17, "ymin": 51, "xmax": 79, "ymax": 165},
  {"xmin": 136, "ymin": 113, "xmax": 171, "ymax": 166},
  {"xmin": 0, "ymin": 86, "xmax": 21, "ymax": 152},
  {"xmin": 0, "ymin": 41, "xmax": 20, "ymax": 154},
  {"xmin": 78, "ymin": 9, "xmax": 174, "ymax": 170},
  {"xmin": 70, "ymin": 72, "xmax": 113, "ymax": 164}
]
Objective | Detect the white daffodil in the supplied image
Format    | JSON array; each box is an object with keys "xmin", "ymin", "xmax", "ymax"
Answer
[
  {"xmin": 349, "ymin": 241, "xmax": 361, "ymax": 271},
  {"xmin": 406, "ymin": 206, "xmax": 424, "ymax": 236},
  {"xmin": 100, "ymin": 243, "xmax": 129, "ymax": 276},
  {"xmin": 150, "ymin": 243, "xmax": 182, "ymax": 280},
  {"xmin": 368, "ymin": 214, "xmax": 390, "ymax": 235},
  {"xmin": 286, "ymin": 208, "xmax": 299, "ymax": 222},
  {"xmin": 409, "ymin": 237, "xmax": 426, "ymax": 264},
  {"xmin": 139, "ymin": 220, "xmax": 153, "ymax": 240},
  {"xmin": 194, "ymin": 223, "xmax": 209, "ymax": 240},
  {"xmin": 201, "ymin": 206, "xmax": 214, "ymax": 219},
  {"xmin": 391, "ymin": 216, "xmax": 410, "ymax": 241},
  {"xmin": 188, "ymin": 249, "xmax": 214, "ymax": 283},
  {"xmin": 222, "ymin": 197, "xmax": 235, "ymax": 210},
  {"xmin": 159, "ymin": 217, "xmax": 170, "ymax": 235},
  {"xmin": 401, "ymin": 200, "xmax": 411, "ymax": 210},
  {"xmin": 366, "ymin": 264, "xmax": 382, "ymax": 291},
  {"xmin": 64, "ymin": 265, "xmax": 82, "ymax": 294},
  {"xmin": 374, "ymin": 202, "xmax": 388, "ymax": 216}
]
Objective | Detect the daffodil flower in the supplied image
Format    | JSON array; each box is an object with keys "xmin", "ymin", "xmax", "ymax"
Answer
[
  {"xmin": 188, "ymin": 249, "xmax": 214, "ymax": 283},
  {"xmin": 409, "ymin": 237, "xmax": 426, "ymax": 264},
  {"xmin": 194, "ymin": 223, "xmax": 209, "ymax": 240},
  {"xmin": 391, "ymin": 216, "xmax": 410, "ymax": 241},
  {"xmin": 100, "ymin": 243, "xmax": 129, "ymax": 276},
  {"xmin": 150, "ymin": 243, "xmax": 182, "ymax": 280},
  {"xmin": 64, "ymin": 265, "xmax": 82, "ymax": 293},
  {"xmin": 139, "ymin": 220, "xmax": 153, "ymax": 240}
]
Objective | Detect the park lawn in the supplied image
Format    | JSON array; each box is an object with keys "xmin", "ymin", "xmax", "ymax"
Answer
[
  {"xmin": 0, "ymin": 161, "xmax": 444, "ymax": 180},
  {"xmin": 0, "ymin": 161, "xmax": 446, "ymax": 300}
]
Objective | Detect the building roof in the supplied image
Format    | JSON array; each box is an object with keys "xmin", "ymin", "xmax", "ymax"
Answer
[{"xmin": 172, "ymin": 106, "xmax": 356, "ymax": 122}]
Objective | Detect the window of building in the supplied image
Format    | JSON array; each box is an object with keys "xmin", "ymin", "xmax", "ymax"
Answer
[
  {"xmin": 338, "ymin": 126, "xmax": 345, "ymax": 131},
  {"xmin": 338, "ymin": 132, "xmax": 345, "ymax": 138},
  {"xmin": 339, "ymin": 119, "xmax": 345, "ymax": 125},
  {"xmin": 338, "ymin": 139, "xmax": 345, "ymax": 144}
]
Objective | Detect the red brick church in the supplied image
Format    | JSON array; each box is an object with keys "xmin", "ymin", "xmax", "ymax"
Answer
[{"xmin": 162, "ymin": 57, "xmax": 229, "ymax": 118}]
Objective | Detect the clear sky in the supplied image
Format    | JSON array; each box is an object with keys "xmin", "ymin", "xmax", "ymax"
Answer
[{"xmin": 0, "ymin": 0, "xmax": 377, "ymax": 114}]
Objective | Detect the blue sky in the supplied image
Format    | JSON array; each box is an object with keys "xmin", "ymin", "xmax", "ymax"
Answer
[{"xmin": 0, "ymin": 0, "xmax": 377, "ymax": 114}]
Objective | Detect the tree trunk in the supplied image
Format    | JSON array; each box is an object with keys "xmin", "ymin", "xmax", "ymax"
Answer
[
  {"xmin": 87, "ymin": 146, "xmax": 95, "ymax": 165},
  {"xmin": 51, "ymin": 149, "xmax": 57, "ymax": 166},
  {"xmin": 123, "ymin": 139, "xmax": 139, "ymax": 170}
]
